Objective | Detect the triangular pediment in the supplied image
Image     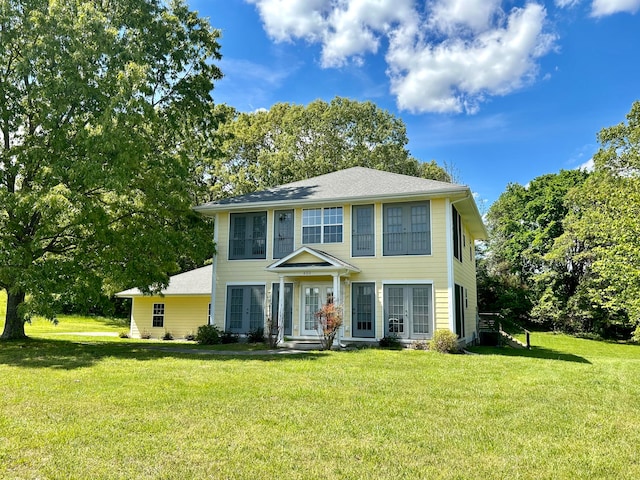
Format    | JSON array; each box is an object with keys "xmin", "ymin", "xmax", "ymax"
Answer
[{"xmin": 266, "ymin": 247, "xmax": 360, "ymax": 273}]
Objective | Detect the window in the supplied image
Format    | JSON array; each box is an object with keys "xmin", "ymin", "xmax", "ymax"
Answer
[
  {"xmin": 454, "ymin": 284, "xmax": 465, "ymax": 338},
  {"xmin": 273, "ymin": 210, "xmax": 294, "ymax": 259},
  {"xmin": 152, "ymin": 303, "xmax": 164, "ymax": 328},
  {"xmin": 352, "ymin": 205, "xmax": 374, "ymax": 257},
  {"xmin": 452, "ymin": 205, "xmax": 463, "ymax": 262},
  {"xmin": 302, "ymin": 207, "xmax": 343, "ymax": 244},
  {"xmin": 383, "ymin": 202, "xmax": 431, "ymax": 255},
  {"xmin": 229, "ymin": 212, "xmax": 267, "ymax": 260},
  {"xmin": 226, "ymin": 285, "xmax": 265, "ymax": 333}
]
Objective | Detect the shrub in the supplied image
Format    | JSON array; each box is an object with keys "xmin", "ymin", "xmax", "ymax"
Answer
[
  {"xmin": 220, "ymin": 331, "xmax": 239, "ymax": 344},
  {"xmin": 184, "ymin": 331, "xmax": 196, "ymax": 341},
  {"xmin": 140, "ymin": 330, "xmax": 152, "ymax": 339},
  {"xmin": 429, "ymin": 329, "xmax": 459, "ymax": 353},
  {"xmin": 632, "ymin": 325, "xmax": 640, "ymax": 343},
  {"xmin": 247, "ymin": 327, "xmax": 265, "ymax": 343},
  {"xmin": 162, "ymin": 330, "xmax": 174, "ymax": 341},
  {"xmin": 379, "ymin": 334, "xmax": 402, "ymax": 349},
  {"xmin": 196, "ymin": 324, "xmax": 221, "ymax": 345},
  {"xmin": 315, "ymin": 302, "xmax": 343, "ymax": 350},
  {"xmin": 411, "ymin": 340, "xmax": 429, "ymax": 351},
  {"xmin": 118, "ymin": 331, "xmax": 129, "ymax": 339}
]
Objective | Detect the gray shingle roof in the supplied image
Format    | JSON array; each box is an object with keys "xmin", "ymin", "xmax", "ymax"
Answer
[
  {"xmin": 116, "ymin": 264, "xmax": 212, "ymax": 297},
  {"xmin": 194, "ymin": 167, "xmax": 466, "ymax": 212}
]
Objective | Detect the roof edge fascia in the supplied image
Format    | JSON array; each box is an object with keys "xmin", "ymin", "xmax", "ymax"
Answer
[{"xmin": 194, "ymin": 186, "xmax": 471, "ymax": 214}]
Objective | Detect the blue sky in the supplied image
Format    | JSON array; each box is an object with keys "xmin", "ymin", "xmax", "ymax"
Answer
[{"xmin": 188, "ymin": 0, "xmax": 640, "ymax": 207}]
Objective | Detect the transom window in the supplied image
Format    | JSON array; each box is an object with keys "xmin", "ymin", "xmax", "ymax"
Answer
[{"xmin": 302, "ymin": 207, "xmax": 343, "ymax": 244}]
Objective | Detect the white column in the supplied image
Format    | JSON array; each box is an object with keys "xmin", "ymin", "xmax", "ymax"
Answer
[{"xmin": 278, "ymin": 275, "xmax": 285, "ymax": 343}]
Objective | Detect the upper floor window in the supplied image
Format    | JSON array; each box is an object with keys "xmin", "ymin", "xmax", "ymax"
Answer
[
  {"xmin": 352, "ymin": 204, "xmax": 374, "ymax": 257},
  {"xmin": 273, "ymin": 210, "xmax": 294, "ymax": 259},
  {"xmin": 383, "ymin": 201, "xmax": 431, "ymax": 256},
  {"xmin": 229, "ymin": 212, "xmax": 267, "ymax": 260},
  {"xmin": 452, "ymin": 205, "xmax": 463, "ymax": 262},
  {"xmin": 302, "ymin": 207, "xmax": 343, "ymax": 244}
]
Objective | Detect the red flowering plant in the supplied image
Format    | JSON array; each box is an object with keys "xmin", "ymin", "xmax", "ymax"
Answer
[{"xmin": 315, "ymin": 301, "xmax": 343, "ymax": 350}]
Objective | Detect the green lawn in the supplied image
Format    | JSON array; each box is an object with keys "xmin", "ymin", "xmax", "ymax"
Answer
[{"xmin": 1, "ymin": 291, "xmax": 639, "ymax": 479}]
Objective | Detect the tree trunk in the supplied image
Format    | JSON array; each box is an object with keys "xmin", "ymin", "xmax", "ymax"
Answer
[{"xmin": 1, "ymin": 291, "xmax": 27, "ymax": 340}]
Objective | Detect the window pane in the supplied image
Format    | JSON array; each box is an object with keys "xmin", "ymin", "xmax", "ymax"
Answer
[
  {"xmin": 303, "ymin": 209, "xmax": 322, "ymax": 226},
  {"xmin": 412, "ymin": 287, "xmax": 430, "ymax": 334},
  {"xmin": 323, "ymin": 225, "xmax": 343, "ymax": 243},
  {"xmin": 303, "ymin": 226, "xmax": 321, "ymax": 243},
  {"xmin": 304, "ymin": 287, "xmax": 320, "ymax": 331}
]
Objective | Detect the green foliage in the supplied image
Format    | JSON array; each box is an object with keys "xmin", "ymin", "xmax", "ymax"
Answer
[
  {"xmin": 220, "ymin": 331, "xmax": 240, "ymax": 344},
  {"xmin": 482, "ymin": 169, "xmax": 590, "ymax": 329},
  {"xmin": 202, "ymin": 97, "xmax": 451, "ymax": 201},
  {"xmin": 162, "ymin": 331, "xmax": 174, "ymax": 341},
  {"xmin": 483, "ymin": 101, "xmax": 640, "ymax": 339},
  {"xmin": 378, "ymin": 334, "xmax": 402, "ymax": 349},
  {"xmin": 247, "ymin": 327, "xmax": 265, "ymax": 343},
  {"xmin": 0, "ymin": 0, "xmax": 222, "ymax": 339},
  {"xmin": 633, "ymin": 325, "xmax": 640, "ymax": 343},
  {"xmin": 429, "ymin": 329, "xmax": 460, "ymax": 353},
  {"xmin": 118, "ymin": 331, "xmax": 129, "ymax": 339},
  {"xmin": 195, "ymin": 324, "xmax": 221, "ymax": 345}
]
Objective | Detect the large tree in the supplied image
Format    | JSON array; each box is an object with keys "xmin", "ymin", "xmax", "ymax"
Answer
[
  {"xmin": 199, "ymin": 98, "xmax": 451, "ymax": 200},
  {"xmin": 0, "ymin": 0, "xmax": 222, "ymax": 339},
  {"xmin": 482, "ymin": 170, "xmax": 589, "ymax": 324},
  {"xmin": 551, "ymin": 101, "xmax": 640, "ymax": 333}
]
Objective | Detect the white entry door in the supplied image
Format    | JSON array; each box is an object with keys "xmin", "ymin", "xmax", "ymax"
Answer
[{"xmin": 301, "ymin": 284, "xmax": 333, "ymax": 336}]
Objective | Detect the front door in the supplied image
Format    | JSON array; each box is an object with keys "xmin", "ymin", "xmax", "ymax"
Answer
[
  {"xmin": 301, "ymin": 284, "xmax": 333, "ymax": 336},
  {"xmin": 352, "ymin": 282, "xmax": 375, "ymax": 338},
  {"xmin": 383, "ymin": 284, "xmax": 432, "ymax": 339}
]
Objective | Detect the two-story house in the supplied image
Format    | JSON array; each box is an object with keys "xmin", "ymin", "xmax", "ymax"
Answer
[{"xmin": 118, "ymin": 167, "xmax": 486, "ymax": 345}]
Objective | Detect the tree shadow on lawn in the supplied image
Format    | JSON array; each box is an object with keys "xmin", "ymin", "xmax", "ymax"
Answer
[
  {"xmin": 0, "ymin": 338, "xmax": 328, "ymax": 370},
  {"xmin": 468, "ymin": 345, "xmax": 591, "ymax": 364}
]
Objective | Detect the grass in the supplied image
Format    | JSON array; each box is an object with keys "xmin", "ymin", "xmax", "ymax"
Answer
[{"xmin": 1, "ymin": 290, "xmax": 640, "ymax": 479}]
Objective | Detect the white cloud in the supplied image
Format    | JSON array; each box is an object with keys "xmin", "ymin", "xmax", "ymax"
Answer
[
  {"xmin": 555, "ymin": 0, "xmax": 581, "ymax": 7},
  {"xmin": 578, "ymin": 158, "xmax": 595, "ymax": 171},
  {"xmin": 428, "ymin": 0, "xmax": 503, "ymax": 34},
  {"xmin": 591, "ymin": 0, "xmax": 640, "ymax": 16},
  {"xmin": 388, "ymin": 4, "xmax": 556, "ymax": 114},
  {"xmin": 246, "ymin": 1, "xmax": 557, "ymax": 114},
  {"xmin": 246, "ymin": 0, "xmax": 329, "ymax": 42}
]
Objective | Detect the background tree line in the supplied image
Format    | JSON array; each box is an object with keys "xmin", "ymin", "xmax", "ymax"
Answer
[{"xmin": 480, "ymin": 101, "xmax": 640, "ymax": 340}]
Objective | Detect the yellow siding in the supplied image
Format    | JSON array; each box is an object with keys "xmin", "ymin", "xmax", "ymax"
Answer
[
  {"xmin": 211, "ymin": 197, "xmax": 476, "ymax": 342},
  {"xmin": 453, "ymin": 219, "xmax": 480, "ymax": 342},
  {"xmin": 130, "ymin": 296, "xmax": 210, "ymax": 339}
]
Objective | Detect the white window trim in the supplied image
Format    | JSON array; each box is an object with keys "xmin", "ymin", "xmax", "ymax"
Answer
[{"xmin": 302, "ymin": 207, "xmax": 344, "ymax": 244}]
